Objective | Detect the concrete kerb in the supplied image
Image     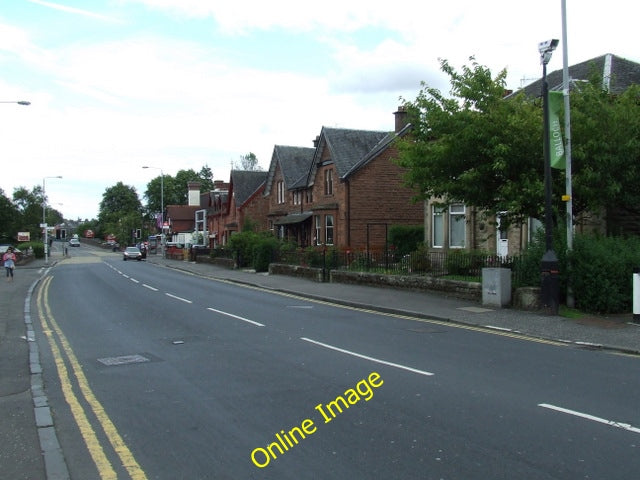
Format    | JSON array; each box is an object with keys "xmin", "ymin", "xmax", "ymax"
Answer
[
  {"xmin": 24, "ymin": 263, "xmax": 71, "ymax": 480},
  {"xmin": 148, "ymin": 259, "xmax": 640, "ymax": 358}
]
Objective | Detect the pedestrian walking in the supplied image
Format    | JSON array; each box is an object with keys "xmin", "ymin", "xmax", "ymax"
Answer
[{"xmin": 3, "ymin": 247, "xmax": 16, "ymax": 282}]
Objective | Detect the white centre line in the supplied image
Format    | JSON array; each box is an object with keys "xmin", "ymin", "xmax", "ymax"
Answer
[
  {"xmin": 301, "ymin": 337, "xmax": 434, "ymax": 377},
  {"xmin": 207, "ymin": 307, "xmax": 264, "ymax": 327},
  {"xmin": 538, "ymin": 403, "xmax": 640, "ymax": 434},
  {"xmin": 165, "ymin": 293, "xmax": 192, "ymax": 304},
  {"xmin": 130, "ymin": 278, "xmax": 139, "ymax": 284},
  {"xmin": 143, "ymin": 284, "xmax": 158, "ymax": 291}
]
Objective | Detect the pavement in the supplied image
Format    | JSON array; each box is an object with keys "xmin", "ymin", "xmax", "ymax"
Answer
[
  {"xmin": 2, "ymin": 245, "xmax": 639, "ymax": 480},
  {"xmin": 144, "ymin": 254, "xmax": 640, "ymax": 356}
]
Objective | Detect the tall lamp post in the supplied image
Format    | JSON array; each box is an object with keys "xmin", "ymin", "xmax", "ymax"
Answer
[
  {"xmin": 142, "ymin": 166, "xmax": 164, "ymax": 257},
  {"xmin": 43, "ymin": 176, "xmax": 63, "ymax": 265},
  {"xmin": 539, "ymin": 39, "xmax": 560, "ymax": 314}
]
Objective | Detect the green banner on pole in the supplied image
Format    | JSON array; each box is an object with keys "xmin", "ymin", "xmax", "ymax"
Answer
[{"xmin": 549, "ymin": 91, "xmax": 565, "ymax": 169}]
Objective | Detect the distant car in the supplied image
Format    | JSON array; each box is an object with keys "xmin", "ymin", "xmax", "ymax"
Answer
[
  {"xmin": 123, "ymin": 246, "xmax": 143, "ymax": 261},
  {"xmin": 69, "ymin": 238, "xmax": 80, "ymax": 247}
]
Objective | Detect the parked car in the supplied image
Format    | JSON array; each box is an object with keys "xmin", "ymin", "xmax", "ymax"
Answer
[
  {"xmin": 123, "ymin": 246, "xmax": 143, "ymax": 261},
  {"xmin": 69, "ymin": 238, "xmax": 80, "ymax": 247}
]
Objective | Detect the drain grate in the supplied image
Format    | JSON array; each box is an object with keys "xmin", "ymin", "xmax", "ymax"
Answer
[{"xmin": 97, "ymin": 354, "xmax": 150, "ymax": 366}]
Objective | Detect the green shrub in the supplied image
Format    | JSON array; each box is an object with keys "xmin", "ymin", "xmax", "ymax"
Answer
[
  {"xmin": 409, "ymin": 243, "xmax": 431, "ymax": 273},
  {"xmin": 228, "ymin": 231, "xmax": 260, "ymax": 267},
  {"xmin": 253, "ymin": 236, "xmax": 279, "ymax": 272},
  {"xmin": 511, "ymin": 228, "xmax": 568, "ymax": 292},
  {"xmin": 445, "ymin": 249, "xmax": 489, "ymax": 276},
  {"xmin": 18, "ymin": 242, "xmax": 44, "ymax": 258},
  {"xmin": 389, "ymin": 225, "xmax": 424, "ymax": 257},
  {"xmin": 569, "ymin": 235, "xmax": 640, "ymax": 314}
]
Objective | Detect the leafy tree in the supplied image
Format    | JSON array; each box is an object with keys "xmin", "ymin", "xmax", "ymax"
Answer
[
  {"xmin": 143, "ymin": 166, "xmax": 215, "ymax": 215},
  {"xmin": 396, "ymin": 58, "xmax": 544, "ymax": 228},
  {"xmin": 0, "ymin": 188, "xmax": 19, "ymax": 241},
  {"xmin": 396, "ymin": 57, "xmax": 640, "ymax": 233},
  {"xmin": 234, "ymin": 152, "xmax": 262, "ymax": 171},
  {"xmin": 198, "ymin": 165, "xmax": 215, "ymax": 192},
  {"xmin": 98, "ymin": 182, "xmax": 142, "ymax": 238},
  {"xmin": 12, "ymin": 185, "xmax": 56, "ymax": 241},
  {"xmin": 569, "ymin": 79, "xmax": 640, "ymax": 233}
]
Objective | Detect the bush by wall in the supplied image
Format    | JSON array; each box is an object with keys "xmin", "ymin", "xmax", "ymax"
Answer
[
  {"xmin": 18, "ymin": 241, "xmax": 44, "ymax": 258},
  {"xmin": 253, "ymin": 236, "xmax": 280, "ymax": 272},
  {"xmin": 513, "ymin": 231, "xmax": 640, "ymax": 313},
  {"xmin": 388, "ymin": 225, "xmax": 424, "ymax": 256},
  {"xmin": 569, "ymin": 234, "xmax": 640, "ymax": 314}
]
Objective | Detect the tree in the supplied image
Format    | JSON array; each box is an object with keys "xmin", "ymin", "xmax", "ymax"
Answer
[
  {"xmin": 12, "ymin": 186, "xmax": 49, "ymax": 241},
  {"xmin": 395, "ymin": 58, "xmax": 544, "ymax": 228},
  {"xmin": 98, "ymin": 182, "xmax": 142, "ymax": 233},
  {"xmin": 0, "ymin": 188, "xmax": 19, "ymax": 242},
  {"xmin": 234, "ymin": 152, "xmax": 262, "ymax": 171},
  {"xmin": 569, "ymin": 79, "xmax": 640, "ymax": 233},
  {"xmin": 143, "ymin": 166, "xmax": 216, "ymax": 215},
  {"xmin": 396, "ymin": 57, "xmax": 640, "ymax": 233}
]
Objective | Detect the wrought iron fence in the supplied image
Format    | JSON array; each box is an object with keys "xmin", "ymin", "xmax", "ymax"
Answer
[
  {"xmin": 273, "ymin": 247, "xmax": 525, "ymax": 283},
  {"xmin": 205, "ymin": 245, "xmax": 532, "ymax": 286}
]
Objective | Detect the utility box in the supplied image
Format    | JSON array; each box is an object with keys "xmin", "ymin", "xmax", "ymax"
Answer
[{"xmin": 482, "ymin": 268, "xmax": 512, "ymax": 307}]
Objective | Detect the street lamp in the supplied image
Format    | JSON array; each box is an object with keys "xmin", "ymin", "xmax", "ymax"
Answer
[
  {"xmin": 539, "ymin": 39, "xmax": 560, "ymax": 314},
  {"xmin": 43, "ymin": 176, "xmax": 62, "ymax": 265},
  {"xmin": 0, "ymin": 100, "xmax": 30, "ymax": 105},
  {"xmin": 142, "ymin": 166, "xmax": 164, "ymax": 257}
]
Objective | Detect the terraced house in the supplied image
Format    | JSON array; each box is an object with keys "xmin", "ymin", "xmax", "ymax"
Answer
[{"xmin": 263, "ymin": 108, "xmax": 423, "ymax": 251}]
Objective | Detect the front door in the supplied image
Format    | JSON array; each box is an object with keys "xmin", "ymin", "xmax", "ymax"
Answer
[{"xmin": 496, "ymin": 214, "xmax": 508, "ymax": 258}]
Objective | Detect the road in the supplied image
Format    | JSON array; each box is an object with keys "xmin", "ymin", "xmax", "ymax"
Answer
[{"xmin": 32, "ymin": 245, "xmax": 640, "ymax": 479}]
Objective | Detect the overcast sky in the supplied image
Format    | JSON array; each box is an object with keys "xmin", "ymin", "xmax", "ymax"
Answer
[{"xmin": 1, "ymin": 0, "xmax": 638, "ymax": 220}]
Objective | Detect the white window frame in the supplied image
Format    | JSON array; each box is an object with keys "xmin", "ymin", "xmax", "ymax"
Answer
[
  {"xmin": 325, "ymin": 214, "xmax": 334, "ymax": 245},
  {"xmin": 449, "ymin": 204, "xmax": 466, "ymax": 248},
  {"xmin": 432, "ymin": 205, "xmax": 444, "ymax": 248},
  {"xmin": 314, "ymin": 215, "xmax": 321, "ymax": 246}
]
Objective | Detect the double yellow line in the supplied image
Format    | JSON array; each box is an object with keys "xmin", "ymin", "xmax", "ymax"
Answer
[{"xmin": 37, "ymin": 276, "xmax": 147, "ymax": 480}]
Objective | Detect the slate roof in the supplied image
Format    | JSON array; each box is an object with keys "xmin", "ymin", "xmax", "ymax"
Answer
[
  {"xmin": 315, "ymin": 127, "xmax": 390, "ymax": 180},
  {"xmin": 512, "ymin": 53, "xmax": 640, "ymax": 97},
  {"xmin": 230, "ymin": 170, "xmax": 267, "ymax": 206},
  {"xmin": 264, "ymin": 145, "xmax": 315, "ymax": 195}
]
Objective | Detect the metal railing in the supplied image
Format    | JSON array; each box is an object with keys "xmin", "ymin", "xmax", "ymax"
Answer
[{"xmin": 199, "ymin": 246, "xmax": 532, "ymax": 286}]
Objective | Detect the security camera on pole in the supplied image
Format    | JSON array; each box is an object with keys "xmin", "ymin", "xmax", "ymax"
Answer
[{"xmin": 539, "ymin": 39, "xmax": 560, "ymax": 314}]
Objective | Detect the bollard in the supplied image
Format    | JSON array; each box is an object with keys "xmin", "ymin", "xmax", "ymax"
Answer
[{"xmin": 634, "ymin": 267, "xmax": 640, "ymax": 325}]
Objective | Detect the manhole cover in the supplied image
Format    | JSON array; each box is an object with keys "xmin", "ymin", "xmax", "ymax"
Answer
[{"xmin": 97, "ymin": 354, "xmax": 150, "ymax": 366}]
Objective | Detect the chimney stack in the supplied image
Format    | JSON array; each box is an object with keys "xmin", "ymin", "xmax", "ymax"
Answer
[
  {"xmin": 187, "ymin": 182, "xmax": 201, "ymax": 206},
  {"xmin": 394, "ymin": 106, "xmax": 409, "ymax": 133}
]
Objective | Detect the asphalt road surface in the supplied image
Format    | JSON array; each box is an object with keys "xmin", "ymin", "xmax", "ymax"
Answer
[{"xmin": 32, "ymin": 246, "xmax": 640, "ymax": 479}]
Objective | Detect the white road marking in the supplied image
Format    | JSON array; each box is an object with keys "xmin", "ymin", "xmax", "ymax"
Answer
[
  {"xmin": 538, "ymin": 403, "xmax": 640, "ymax": 434},
  {"xmin": 165, "ymin": 293, "xmax": 192, "ymax": 304},
  {"xmin": 207, "ymin": 307, "xmax": 264, "ymax": 327},
  {"xmin": 300, "ymin": 337, "xmax": 434, "ymax": 377},
  {"xmin": 143, "ymin": 284, "xmax": 158, "ymax": 291},
  {"xmin": 130, "ymin": 278, "xmax": 139, "ymax": 284}
]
